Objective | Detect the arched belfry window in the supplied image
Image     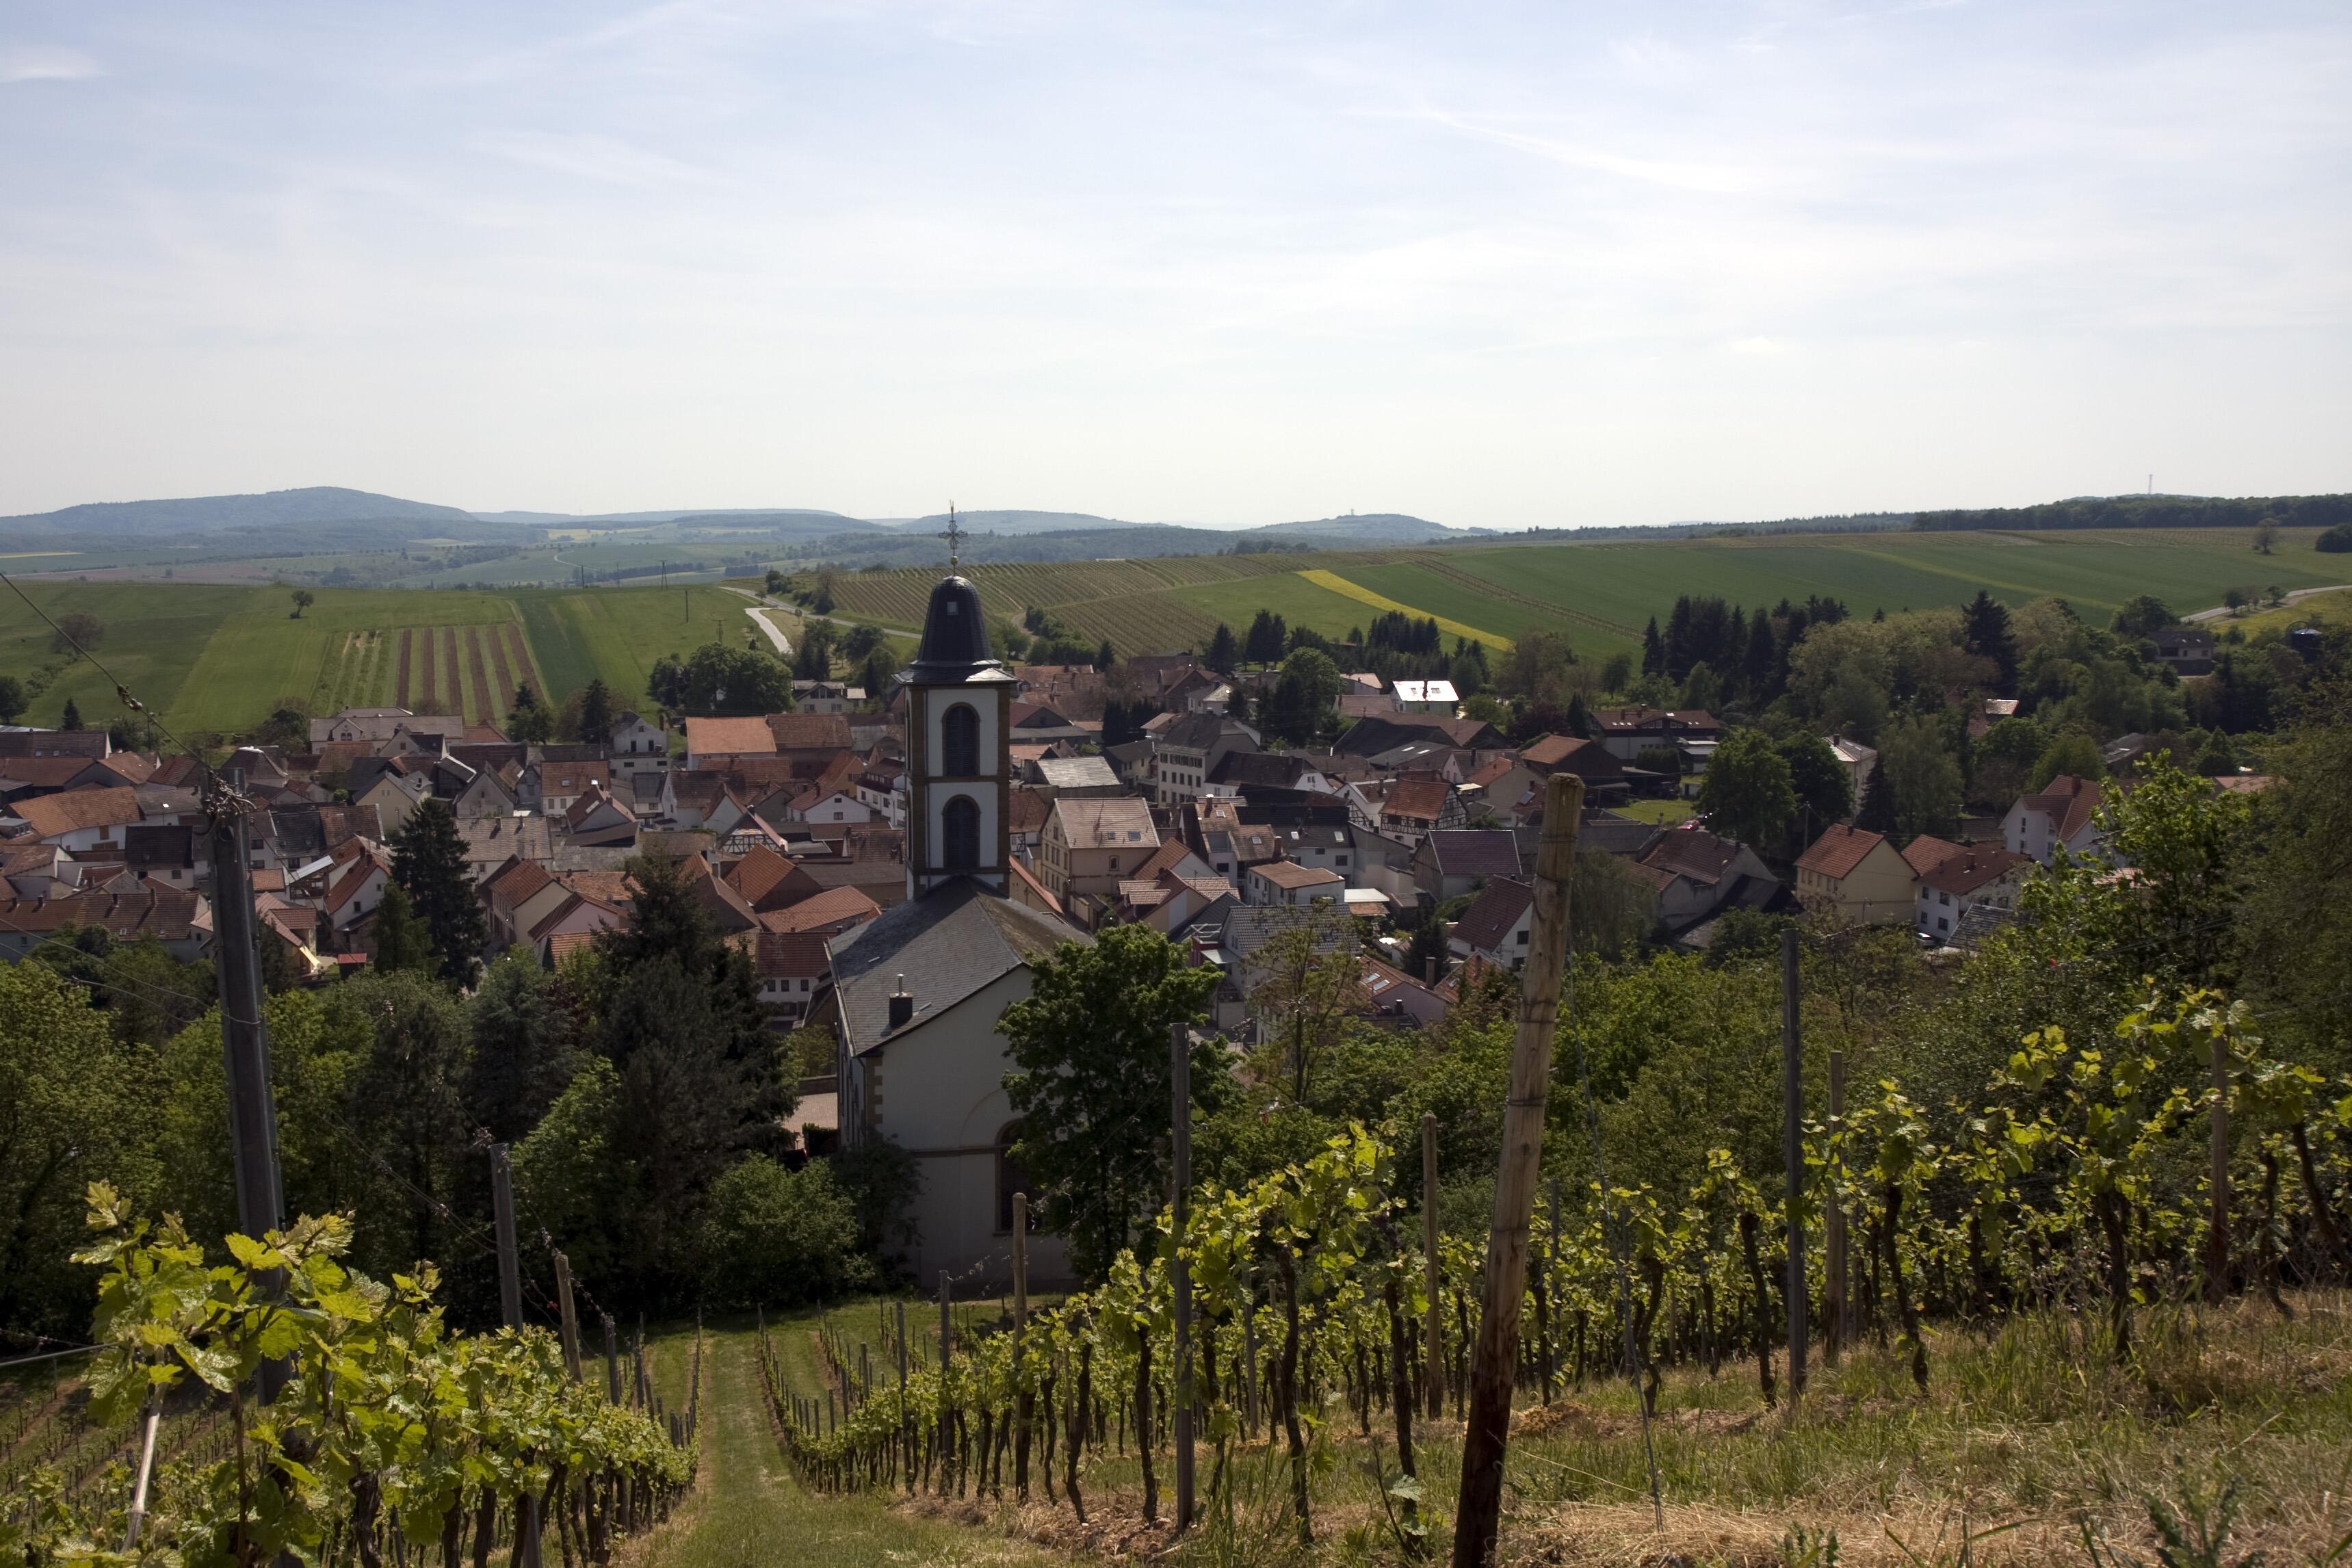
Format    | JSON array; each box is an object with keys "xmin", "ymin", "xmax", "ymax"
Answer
[
  {"xmin": 943, "ymin": 794, "xmax": 982, "ymax": 870},
  {"xmin": 941, "ymin": 703, "xmax": 980, "ymax": 776}
]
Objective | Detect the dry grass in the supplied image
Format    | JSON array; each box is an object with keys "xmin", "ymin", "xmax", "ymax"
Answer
[{"xmin": 867, "ymin": 1292, "xmax": 2352, "ymax": 1567}]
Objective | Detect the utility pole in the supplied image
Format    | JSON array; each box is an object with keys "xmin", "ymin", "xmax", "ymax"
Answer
[
  {"xmin": 1783, "ymin": 926, "xmax": 1806, "ymax": 1398},
  {"xmin": 207, "ymin": 767, "xmax": 289, "ymax": 1402},
  {"xmin": 490, "ymin": 1144, "xmax": 524, "ymax": 1331},
  {"xmin": 1422, "ymin": 1112, "xmax": 1443, "ymax": 1420},
  {"xmin": 1170, "ymin": 1021, "xmax": 1195, "ymax": 1533},
  {"xmin": 1452, "ymin": 774, "xmax": 1583, "ymax": 1568}
]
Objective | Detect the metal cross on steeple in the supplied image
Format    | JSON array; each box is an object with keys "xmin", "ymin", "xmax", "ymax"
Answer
[{"xmin": 939, "ymin": 503, "xmax": 963, "ymax": 569}]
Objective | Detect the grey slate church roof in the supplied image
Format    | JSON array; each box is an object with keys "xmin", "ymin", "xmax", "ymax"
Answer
[{"xmin": 827, "ymin": 874, "xmax": 1087, "ymax": 1054}]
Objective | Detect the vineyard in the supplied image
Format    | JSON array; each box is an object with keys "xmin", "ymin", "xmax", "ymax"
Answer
[
  {"xmin": 751, "ymin": 989, "xmax": 2352, "ymax": 1563},
  {"xmin": 1, "ymin": 1190, "xmax": 695, "ymax": 1568},
  {"xmin": 302, "ymin": 621, "xmax": 549, "ymax": 724}
]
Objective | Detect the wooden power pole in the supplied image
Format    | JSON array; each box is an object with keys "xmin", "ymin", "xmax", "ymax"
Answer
[
  {"xmin": 1422, "ymin": 1112, "xmax": 1443, "ymax": 1420},
  {"xmin": 1451, "ymin": 773, "xmax": 1583, "ymax": 1568},
  {"xmin": 1171, "ymin": 1021, "xmax": 1195, "ymax": 1532},
  {"xmin": 1782, "ymin": 926, "xmax": 1806, "ymax": 1398}
]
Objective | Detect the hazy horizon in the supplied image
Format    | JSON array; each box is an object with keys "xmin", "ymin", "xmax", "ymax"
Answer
[{"xmin": 3, "ymin": 1, "xmax": 2347, "ymax": 527}]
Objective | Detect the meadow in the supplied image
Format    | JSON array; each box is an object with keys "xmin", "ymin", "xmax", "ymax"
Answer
[{"xmin": 1, "ymin": 527, "xmax": 2333, "ymax": 741}]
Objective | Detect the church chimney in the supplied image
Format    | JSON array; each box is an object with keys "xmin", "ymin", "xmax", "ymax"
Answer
[{"xmin": 887, "ymin": 973, "xmax": 913, "ymax": 1032}]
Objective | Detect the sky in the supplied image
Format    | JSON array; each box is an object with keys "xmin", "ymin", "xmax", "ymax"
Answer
[{"xmin": 1, "ymin": 1, "xmax": 2347, "ymax": 528}]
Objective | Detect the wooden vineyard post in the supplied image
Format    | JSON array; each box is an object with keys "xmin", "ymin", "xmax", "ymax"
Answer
[
  {"xmin": 1171, "ymin": 1020, "xmax": 1195, "ymax": 1533},
  {"xmin": 1013, "ymin": 1191, "xmax": 1032, "ymax": 1501},
  {"xmin": 1825, "ymin": 1051, "xmax": 1845, "ymax": 1368},
  {"xmin": 1422, "ymin": 1111, "xmax": 1443, "ymax": 1420},
  {"xmin": 1782, "ymin": 927, "xmax": 1806, "ymax": 1398},
  {"xmin": 1451, "ymin": 773, "xmax": 1582, "ymax": 1568},
  {"xmin": 2207, "ymin": 1030, "xmax": 2232, "ymax": 1305},
  {"xmin": 553, "ymin": 1249, "xmax": 584, "ymax": 1382}
]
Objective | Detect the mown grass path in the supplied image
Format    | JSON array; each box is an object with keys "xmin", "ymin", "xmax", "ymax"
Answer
[{"xmin": 642, "ymin": 1325, "xmax": 1057, "ymax": 1568}]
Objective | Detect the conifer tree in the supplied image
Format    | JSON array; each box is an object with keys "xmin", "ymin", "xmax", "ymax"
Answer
[
  {"xmin": 391, "ymin": 798, "xmax": 486, "ymax": 985},
  {"xmin": 1855, "ymin": 758, "xmax": 1898, "ymax": 835},
  {"xmin": 578, "ymin": 678, "xmax": 614, "ymax": 746},
  {"xmin": 1206, "ymin": 622, "xmax": 1238, "ymax": 675},
  {"xmin": 60, "ymin": 698, "xmax": 82, "ymax": 731},
  {"xmin": 1641, "ymin": 617, "xmax": 1665, "ymax": 678},
  {"xmin": 371, "ymin": 880, "xmax": 432, "ymax": 973}
]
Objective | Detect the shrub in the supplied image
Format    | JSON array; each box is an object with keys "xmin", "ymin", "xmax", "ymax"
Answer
[{"xmin": 698, "ymin": 1153, "xmax": 873, "ymax": 1307}]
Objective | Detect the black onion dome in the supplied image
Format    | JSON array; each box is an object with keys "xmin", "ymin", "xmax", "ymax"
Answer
[{"xmin": 908, "ymin": 574, "xmax": 998, "ymax": 676}]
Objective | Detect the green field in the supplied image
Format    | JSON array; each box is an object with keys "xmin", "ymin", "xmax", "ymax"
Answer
[
  {"xmin": 823, "ymin": 527, "xmax": 2348, "ymax": 662},
  {"xmin": 0, "ymin": 579, "xmax": 781, "ymax": 740},
  {"xmin": 2, "ymin": 529, "xmax": 2333, "ymax": 742}
]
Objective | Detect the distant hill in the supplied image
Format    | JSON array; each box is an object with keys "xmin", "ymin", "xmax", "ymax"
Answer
[
  {"xmin": 1254, "ymin": 513, "xmax": 1472, "ymax": 543},
  {"xmin": 874, "ymin": 510, "xmax": 1172, "ymax": 536},
  {"xmin": 1, "ymin": 486, "xmax": 477, "ymax": 536},
  {"xmin": 1912, "ymin": 493, "xmax": 2352, "ymax": 532}
]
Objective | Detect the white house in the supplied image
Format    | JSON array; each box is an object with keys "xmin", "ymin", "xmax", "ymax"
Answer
[
  {"xmin": 1392, "ymin": 680, "xmax": 1459, "ymax": 714},
  {"xmin": 609, "ymin": 712, "xmax": 671, "ymax": 780},
  {"xmin": 1907, "ymin": 837, "xmax": 2032, "ymax": 943},
  {"xmin": 1244, "ymin": 859, "xmax": 1345, "ymax": 906},
  {"xmin": 2004, "ymin": 775, "xmax": 2104, "ymax": 865}
]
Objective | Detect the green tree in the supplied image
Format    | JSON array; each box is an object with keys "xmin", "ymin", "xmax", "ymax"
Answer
[
  {"xmin": 763, "ymin": 567, "xmax": 787, "ymax": 595},
  {"xmin": 2030, "ymin": 732, "xmax": 2106, "ymax": 789},
  {"xmin": 646, "ymin": 642, "xmax": 794, "ymax": 716},
  {"xmin": 2236, "ymin": 685, "xmax": 2352, "ymax": 1062},
  {"xmin": 370, "ymin": 879, "xmax": 432, "ymax": 973},
  {"xmin": 1962, "ymin": 589, "xmax": 2019, "ymax": 694},
  {"xmin": 289, "ymin": 588, "xmax": 315, "ymax": 618},
  {"xmin": 513, "ymin": 1054, "xmax": 629, "ymax": 1285},
  {"xmin": 506, "ymin": 684, "xmax": 553, "ymax": 744},
  {"xmin": 465, "ymin": 950, "xmax": 578, "ymax": 1142},
  {"xmin": 60, "ymin": 697, "xmax": 81, "ymax": 731},
  {"xmin": 2109, "ymin": 594, "xmax": 2175, "ymax": 640},
  {"xmin": 2253, "ymin": 519, "xmax": 2279, "ymax": 555},
  {"xmin": 697, "ymin": 1153, "xmax": 872, "ymax": 1307},
  {"xmin": 1206, "ymin": 622, "xmax": 1239, "ymax": 674},
  {"xmin": 390, "ymin": 797, "xmax": 488, "ymax": 985},
  {"xmin": 2193, "ymin": 727, "xmax": 2238, "ymax": 776},
  {"xmin": 1777, "ymin": 732, "xmax": 1854, "ymax": 841},
  {"xmin": 594, "ymin": 852, "xmax": 789, "ymax": 1289},
  {"xmin": 1972, "ymin": 714, "xmax": 2053, "ymax": 807},
  {"xmin": 52, "ymin": 611, "xmax": 103, "ymax": 655},
  {"xmin": 1261, "ymin": 646, "xmax": 1344, "ymax": 744},
  {"xmin": 577, "ymin": 677, "xmax": 615, "ymax": 746},
  {"xmin": 1244, "ymin": 609, "xmax": 1288, "ymax": 665},
  {"xmin": 0, "ymin": 675, "xmax": 23, "ymax": 724},
  {"xmin": 857, "ymin": 644, "xmax": 900, "ymax": 700},
  {"xmin": 0, "ymin": 962, "xmax": 161, "ymax": 1337},
  {"xmin": 1880, "ymin": 714, "xmax": 1964, "ymax": 839},
  {"xmin": 1001, "ymin": 924, "xmax": 1225, "ymax": 1282},
  {"xmin": 1246, "ymin": 911, "xmax": 1369, "ymax": 1105},
  {"xmin": 336, "ymin": 971, "xmax": 475, "ymax": 1279},
  {"xmin": 1695, "ymin": 729, "xmax": 1798, "ymax": 850}
]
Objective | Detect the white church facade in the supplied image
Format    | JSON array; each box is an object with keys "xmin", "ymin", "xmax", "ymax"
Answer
[{"xmin": 812, "ymin": 567, "xmax": 1084, "ymax": 1290}]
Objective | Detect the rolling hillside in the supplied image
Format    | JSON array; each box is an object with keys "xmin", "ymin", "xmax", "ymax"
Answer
[
  {"xmin": 0, "ymin": 527, "xmax": 2331, "ymax": 741},
  {"xmin": 822, "ymin": 526, "xmax": 2349, "ymax": 660}
]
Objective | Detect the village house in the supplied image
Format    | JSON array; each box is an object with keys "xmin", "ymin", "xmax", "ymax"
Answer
[
  {"xmin": 1036, "ymin": 795, "xmax": 1160, "ymax": 913},
  {"xmin": 2004, "ymin": 774, "xmax": 2104, "ymax": 864},
  {"xmin": 1244, "ymin": 858, "xmax": 1344, "ymax": 907},
  {"xmin": 1449, "ymin": 876, "xmax": 1536, "ymax": 971},
  {"xmin": 1906, "ymin": 837, "xmax": 2032, "ymax": 943},
  {"xmin": 1792, "ymin": 823, "xmax": 1918, "ymax": 925}
]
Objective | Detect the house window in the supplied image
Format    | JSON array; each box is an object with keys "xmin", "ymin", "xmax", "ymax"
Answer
[
  {"xmin": 941, "ymin": 703, "xmax": 981, "ymax": 776},
  {"xmin": 943, "ymin": 794, "xmax": 982, "ymax": 870},
  {"xmin": 995, "ymin": 1123, "xmax": 1032, "ymax": 1234}
]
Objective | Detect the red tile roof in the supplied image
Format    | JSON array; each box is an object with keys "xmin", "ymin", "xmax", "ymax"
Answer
[{"xmin": 1796, "ymin": 824, "xmax": 1890, "ymax": 882}]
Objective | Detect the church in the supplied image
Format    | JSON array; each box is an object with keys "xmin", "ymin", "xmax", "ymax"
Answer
[{"xmin": 811, "ymin": 562, "xmax": 1086, "ymax": 1290}]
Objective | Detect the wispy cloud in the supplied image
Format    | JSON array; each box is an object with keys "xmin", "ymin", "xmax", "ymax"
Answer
[
  {"xmin": 1, "ymin": 45, "xmax": 101, "ymax": 83},
  {"xmin": 483, "ymin": 130, "xmax": 721, "ymax": 187}
]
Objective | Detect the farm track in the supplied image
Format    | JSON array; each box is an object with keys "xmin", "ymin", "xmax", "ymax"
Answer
[
  {"xmin": 501, "ymin": 621, "xmax": 544, "ymax": 703},
  {"xmin": 486, "ymin": 620, "xmax": 517, "ymax": 705},
  {"xmin": 394, "ymin": 629, "xmax": 413, "ymax": 709},
  {"xmin": 441, "ymin": 627, "xmax": 462, "ymax": 717},
  {"xmin": 465, "ymin": 625, "xmax": 494, "ymax": 722}
]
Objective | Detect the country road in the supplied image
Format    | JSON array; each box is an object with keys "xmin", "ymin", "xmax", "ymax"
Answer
[{"xmin": 2186, "ymin": 584, "xmax": 2351, "ymax": 623}]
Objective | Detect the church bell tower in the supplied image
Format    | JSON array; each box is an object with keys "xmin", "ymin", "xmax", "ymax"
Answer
[{"xmin": 902, "ymin": 515, "xmax": 1014, "ymax": 900}]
